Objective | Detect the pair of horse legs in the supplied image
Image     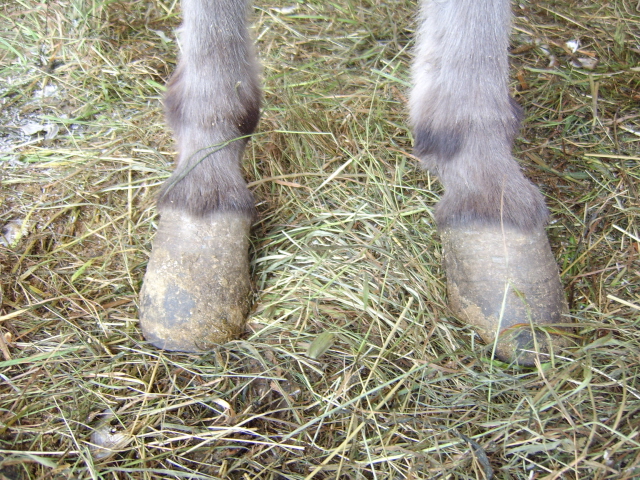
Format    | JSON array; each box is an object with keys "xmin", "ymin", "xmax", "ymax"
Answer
[{"xmin": 139, "ymin": 0, "xmax": 569, "ymax": 365}]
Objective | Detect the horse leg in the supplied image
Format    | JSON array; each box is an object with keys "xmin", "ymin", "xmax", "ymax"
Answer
[
  {"xmin": 139, "ymin": 0, "xmax": 260, "ymax": 352},
  {"xmin": 411, "ymin": 0, "xmax": 570, "ymax": 365}
]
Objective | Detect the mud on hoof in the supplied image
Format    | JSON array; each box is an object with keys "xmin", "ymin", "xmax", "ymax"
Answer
[
  {"xmin": 139, "ymin": 210, "xmax": 252, "ymax": 352},
  {"xmin": 441, "ymin": 225, "xmax": 571, "ymax": 366}
]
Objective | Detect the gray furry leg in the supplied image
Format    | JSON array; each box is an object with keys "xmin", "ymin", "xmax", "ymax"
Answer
[
  {"xmin": 140, "ymin": 0, "xmax": 260, "ymax": 352},
  {"xmin": 411, "ymin": 0, "xmax": 571, "ymax": 365}
]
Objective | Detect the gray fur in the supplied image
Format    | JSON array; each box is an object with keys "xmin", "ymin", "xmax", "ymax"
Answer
[
  {"xmin": 410, "ymin": 0, "xmax": 548, "ymax": 230},
  {"xmin": 161, "ymin": 0, "xmax": 549, "ymax": 230},
  {"xmin": 159, "ymin": 0, "xmax": 260, "ymax": 217}
]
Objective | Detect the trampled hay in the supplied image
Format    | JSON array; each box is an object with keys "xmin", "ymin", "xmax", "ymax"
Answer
[{"xmin": 1, "ymin": 1, "xmax": 639, "ymax": 478}]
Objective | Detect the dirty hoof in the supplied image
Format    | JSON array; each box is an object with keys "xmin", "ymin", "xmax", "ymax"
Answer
[
  {"xmin": 441, "ymin": 225, "xmax": 570, "ymax": 365},
  {"xmin": 139, "ymin": 210, "xmax": 252, "ymax": 352}
]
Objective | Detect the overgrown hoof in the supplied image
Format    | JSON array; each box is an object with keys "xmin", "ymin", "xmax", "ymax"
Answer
[
  {"xmin": 139, "ymin": 210, "xmax": 252, "ymax": 352},
  {"xmin": 441, "ymin": 225, "xmax": 571, "ymax": 365}
]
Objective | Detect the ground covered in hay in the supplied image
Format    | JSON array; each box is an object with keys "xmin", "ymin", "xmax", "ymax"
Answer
[{"xmin": 1, "ymin": 1, "xmax": 639, "ymax": 479}]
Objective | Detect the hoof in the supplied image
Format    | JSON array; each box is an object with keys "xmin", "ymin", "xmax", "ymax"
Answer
[
  {"xmin": 139, "ymin": 210, "xmax": 252, "ymax": 352},
  {"xmin": 441, "ymin": 225, "xmax": 570, "ymax": 365}
]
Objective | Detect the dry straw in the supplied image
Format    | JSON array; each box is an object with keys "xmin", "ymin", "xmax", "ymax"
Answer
[{"xmin": 1, "ymin": 0, "xmax": 639, "ymax": 478}]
